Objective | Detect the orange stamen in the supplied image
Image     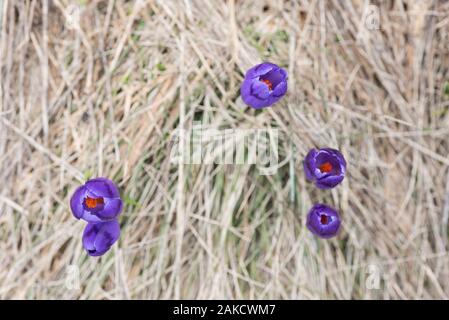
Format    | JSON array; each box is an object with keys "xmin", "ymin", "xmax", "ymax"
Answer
[
  {"xmin": 319, "ymin": 162, "xmax": 333, "ymax": 173},
  {"xmin": 261, "ymin": 79, "xmax": 273, "ymax": 91},
  {"xmin": 320, "ymin": 215, "xmax": 329, "ymax": 225},
  {"xmin": 85, "ymin": 197, "xmax": 104, "ymax": 209}
]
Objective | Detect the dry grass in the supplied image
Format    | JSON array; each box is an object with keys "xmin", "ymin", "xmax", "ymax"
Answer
[{"xmin": 1, "ymin": 0, "xmax": 449, "ymax": 299}]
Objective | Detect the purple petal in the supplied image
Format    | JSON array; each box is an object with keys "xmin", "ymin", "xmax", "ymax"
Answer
[
  {"xmin": 94, "ymin": 220, "xmax": 120, "ymax": 254},
  {"xmin": 240, "ymin": 77, "xmax": 253, "ymax": 98},
  {"xmin": 303, "ymin": 149, "xmax": 317, "ymax": 181},
  {"xmin": 321, "ymin": 218, "xmax": 341, "ymax": 238},
  {"xmin": 82, "ymin": 223, "xmax": 99, "ymax": 251},
  {"xmin": 306, "ymin": 212, "xmax": 323, "ymax": 236},
  {"xmin": 266, "ymin": 95, "xmax": 283, "ymax": 107},
  {"xmin": 316, "ymin": 174, "xmax": 344, "ymax": 189},
  {"xmin": 244, "ymin": 96, "xmax": 270, "ymax": 109},
  {"xmin": 245, "ymin": 62, "xmax": 278, "ymax": 79},
  {"xmin": 85, "ymin": 177, "xmax": 120, "ymax": 199},
  {"xmin": 241, "ymin": 78, "xmax": 270, "ymax": 109},
  {"xmin": 83, "ymin": 220, "xmax": 120, "ymax": 257},
  {"xmin": 262, "ymin": 68, "xmax": 287, "ymax": 88},
  {"xmin": 78, "ymin": 210, "xmax": 103, "ymax": 223},
  {"xmin": 251, "ymin": 80, "xmax": 271, "ymax": 99},
  {"xmin": 95, "ymin": 198, "xmax": 123, "ymax": 220},
  {"xmin": 70, "ymin": 186, "xmax": 88, "ymax": 219},
  {"xmin": 272, "ymin": 80, "xmax": 287, "ymax": 97}
]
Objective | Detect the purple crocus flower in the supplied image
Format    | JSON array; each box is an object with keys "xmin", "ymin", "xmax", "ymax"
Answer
[
  {"xmin": 303, "ymin": 148, "xmax": 346, "ymax": 189},
  {"xmin": 306, "ymin": 203, "xmax": 341, "ymax": 239},
  {"xmin": 70, "ymin": 177, "xmax": 123, "ymax": 223},
  {"xmin": 82, "ymin": 220, "xmax": 120, "ymax": 256},
  {"xmin": 240, "ymin": 62, "xmax": 288, "ymax": 109}
]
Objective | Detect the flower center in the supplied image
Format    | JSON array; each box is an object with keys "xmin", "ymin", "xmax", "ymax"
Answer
[
  {"xmin": 320, "ymin": 214, "xmax": 329, "ymax": 225},
  {"xmin": 261, "ymin": 79, "xmax": 273, "ymax": 91},
  {"xmin": 319, "ymin": 162, "xmax": 333, "ymax": 173},
  {"xmin": 84, "ymin": 196, "xmax": 104, "ymax": 209}
]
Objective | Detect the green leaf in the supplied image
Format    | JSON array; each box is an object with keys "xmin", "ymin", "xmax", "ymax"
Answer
[
  {"xmin": 124, "ymin": 195, "xmax": 141, "ymax": 208},
  {"xmin": 122, "ymin": 74, "xmax": 130, "ymax": 84},
  {"xmin": 83, "ymin": 170, "xmax": 93, "ymax": 181},
  {"xmin": 443, "ymin": 81, "xmax": 449, "ymax": 95},
  {"xmin": 156, "ymin": 63, "xmax": 166, "ymax": 72},
  {"xmin": 275, "ymin": 30, "xmax": 289, "ymax": 42}
]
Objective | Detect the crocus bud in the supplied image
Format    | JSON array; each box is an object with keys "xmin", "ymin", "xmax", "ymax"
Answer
[
  {"xmin": 303, "ymin": 148, "xmax": 346, "ymax": 189},
  {"xmin": 82, "ymin": 220, "xmax": 120, "ymax": 256},
  {"xmin": 306, "ymin": 203, "xmax": 341, "ymax": 239},
  {"xmin": 70, "ymin": 177, "xmax": 123, "ymax": 223},
  {"xmin": 240, "ymin": 62, "xmax": 287, "ymax": 109}
]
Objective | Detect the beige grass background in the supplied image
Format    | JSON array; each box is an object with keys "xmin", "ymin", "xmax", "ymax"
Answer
[{"xmin": 1, "ymin": 0, "xmax": 449, "ymax": 299}]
